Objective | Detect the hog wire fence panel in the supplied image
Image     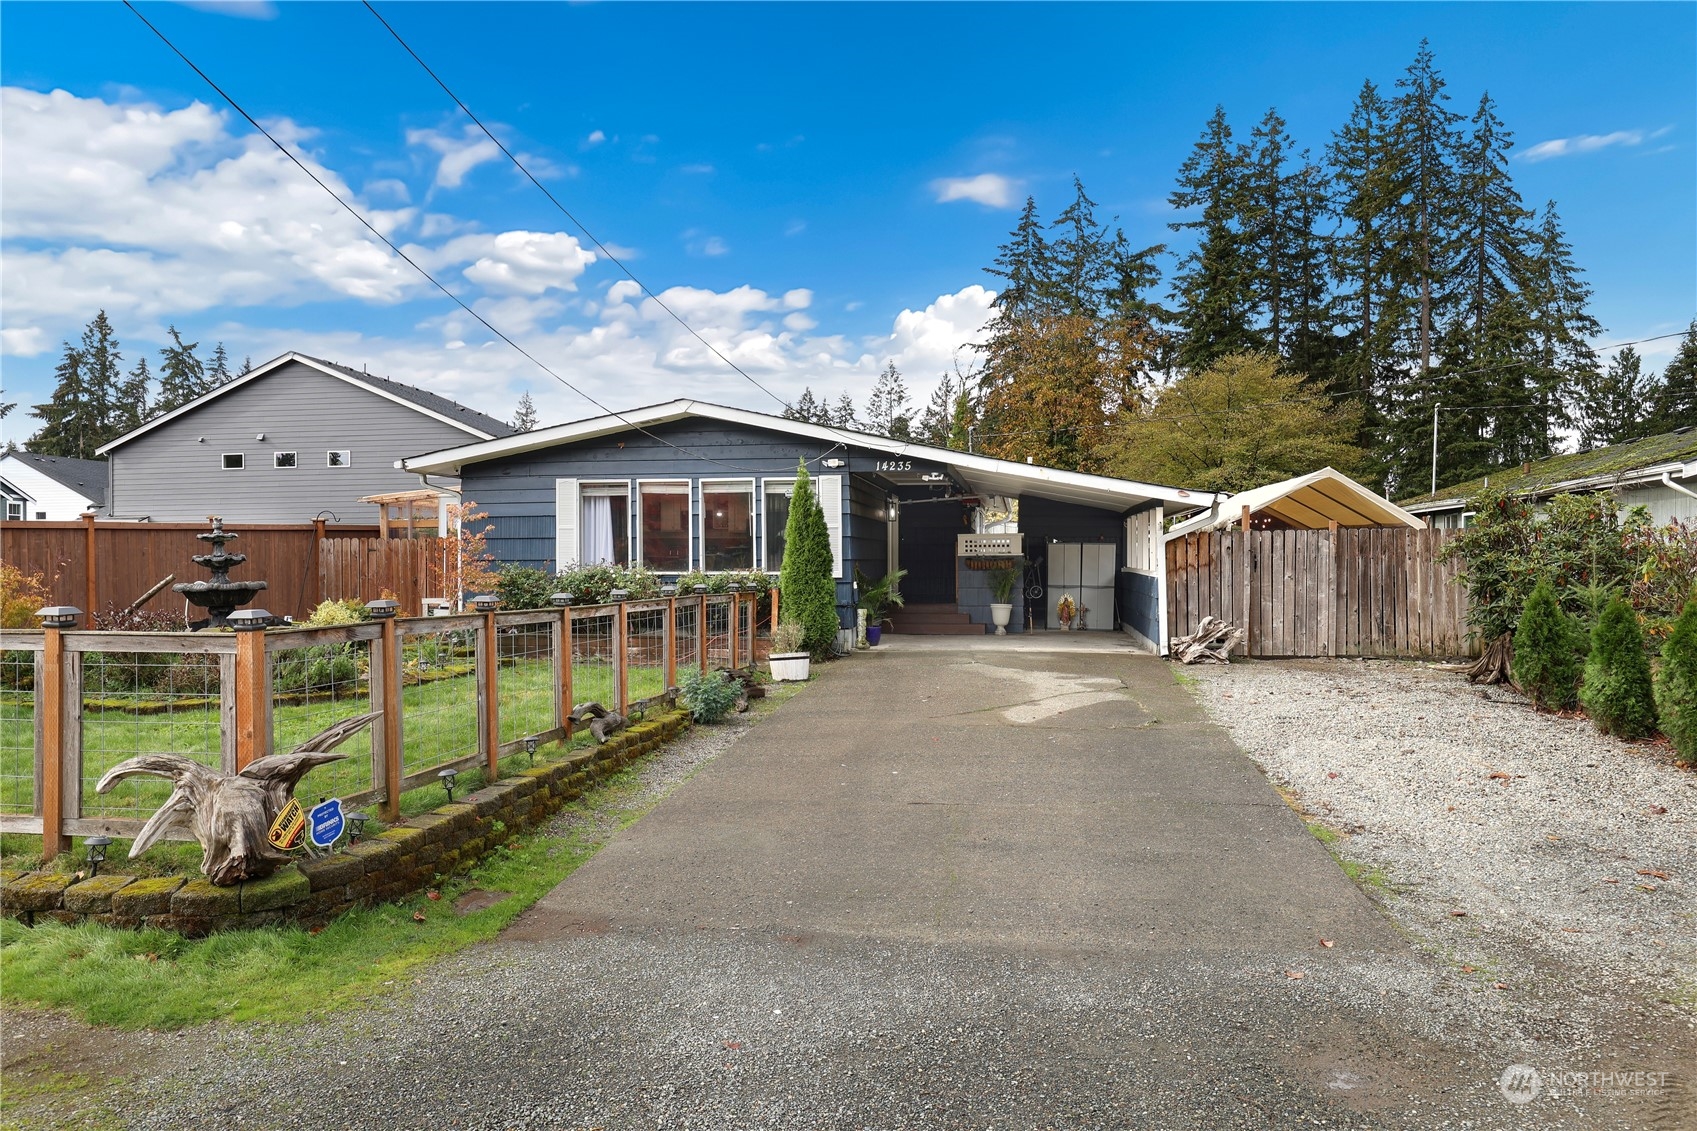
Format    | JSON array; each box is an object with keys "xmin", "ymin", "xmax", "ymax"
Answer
[
  {"xmin": 674, "ymin": 599, "xmax": 700, "ymax": 675},
  {"xmin": 72, "ymin": 635, "xmax": 229, "ymax": 822},
  {"xmin": 397, "ymin": 617, "xmax": 482, "ymax": 779},
  {"xmin": 625, "ymin": 602, "xmax": 668, "ymax": 703},
  {"xmin": 0, "ymin": 635, "xmax": 42, "ymax": 818},
  {"xmin": 705, "ymin": 596, "xmax": 733, "ymax": 670},
  {"xmin": 267, "ymin": 624, "xmax": 380, "ymax": 804},
  {"xmin": 570, "ymin": 606, "xmax": 619, "ymax": 712},
  {"xmin": 497, "ymin": 612, "xmax": 559, "ymax": 746},
  {"xmin": 736, "ymin": 597, "xmax": 754, "ymax": 666}
]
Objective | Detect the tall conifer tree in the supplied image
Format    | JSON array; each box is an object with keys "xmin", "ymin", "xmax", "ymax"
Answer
[
  {"xmin": 1169, "ymin": 107, "xmax": 1259, "ymax": 370},
  {"xmin": 156, "ymin": 326, "xmax": 206, "ymax": 414}
]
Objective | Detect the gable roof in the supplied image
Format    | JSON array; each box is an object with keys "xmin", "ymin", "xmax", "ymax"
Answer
[
  {"xmin": 96, "ymin": 351, "xmax": 514, "ymax": 455},
  {"xmin": 1399, "ymin": 427, "xmax": 1697, "ymax": 513},
  {"xmin": 400, "ymin": 398, "xmax": 1215, "ymax": 514},
  {"xmin": 1166, "ymin": 467, "xmax": 1424, "ymax": 538},
  {"xmin": 1, "ymin": 452, "xmax": 107, "ymax": 505}
]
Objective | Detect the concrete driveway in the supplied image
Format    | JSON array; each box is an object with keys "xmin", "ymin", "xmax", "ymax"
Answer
[{"xmin": 130, "ymin": 641, "xmax": 1637, "ymax": 1129}]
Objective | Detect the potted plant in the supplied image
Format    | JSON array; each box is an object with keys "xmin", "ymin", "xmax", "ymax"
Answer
[
  {"xmin": 1056, "ymin": 594, "xmax": 1077, "ymax": 631},
  {"xmin": 855, "ymin": 567, "xmax": 907, "ymax": 646},
  {"xmin": 768, "ymin": 619, "xmax": 811, "ymax": 681},
  {"xmin": 987, "ymin": 564, "xmax": 1018, "ymax": 635}
]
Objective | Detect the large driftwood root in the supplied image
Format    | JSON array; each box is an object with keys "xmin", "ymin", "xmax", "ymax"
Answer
[
  {"xmin": 570, "ymin": 702, "xmax": 629, "ymax": 744},
  {"xmin": 1435, "ymin": 631, "xmax": 1514, "ymax": 685},
  {"xmin": 1172, "ymin": 616, "xmax": 1245, "ymax": 664},
  {"xmin": 95, "ymin": 711, "xmax": 378, "ymax": 886}
]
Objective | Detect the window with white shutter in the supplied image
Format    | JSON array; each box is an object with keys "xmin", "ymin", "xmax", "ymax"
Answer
[
  {"xmin": 554, "ymin": 477, "xmax": 578, "ymax": 572},
  {"xmin": 816, "ymin": 473, "xmax": 843, "ymax": 579}
]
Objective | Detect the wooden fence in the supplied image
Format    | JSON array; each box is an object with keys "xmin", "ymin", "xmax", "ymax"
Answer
[
  {"xmin": 1166, "ymin": 528, "xmax": 1476, "ymax": 659},
  {"xmin": 0, "ymin": 591, "xmax": 760, "ymax": 859},
  {"xmin": 317, "ymin": 538, "xmax": 450, "ymax": 615}
]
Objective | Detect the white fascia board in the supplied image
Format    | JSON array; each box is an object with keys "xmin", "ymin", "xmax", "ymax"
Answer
[
  {"xmin": 1405, "ymin": 461, "xmax": 1692, "ymax": 512},
  {"xmin": 99, "ymin": 351, "xmax": 496, "ymax": 456}
]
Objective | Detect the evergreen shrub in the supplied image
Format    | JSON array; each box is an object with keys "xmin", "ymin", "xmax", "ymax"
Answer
[
  {"xmin": 679, "ymin": 667, "xmax": 740, "ymax": 724},
  {"xmin": 778, "ymin": 461, "xmax": 839, "ymax": 658},
  {"xmin": 1510, "ymin": 579, "xmax": 1584, "ymax": 710},
  {"xmin": 1654, "ymin": 600, "xmax": 1697, "ymax": 765},
  {"xmin": 1579, "ymin": 597, "xmax": 1658, "ymax": 739}
]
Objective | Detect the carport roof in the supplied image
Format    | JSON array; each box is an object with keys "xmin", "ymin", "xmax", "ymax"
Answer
[
  {"xmin": 1165, "ymin": 467, "xmax": 1424, "ymax": 537},
  {"xmin": 400, "ymin": 399, "xmax": 1215, "ymax": 515}
]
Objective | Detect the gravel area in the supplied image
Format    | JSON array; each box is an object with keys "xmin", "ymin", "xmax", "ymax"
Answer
[{"xmin": 1187, "ymin": 658, "xmax": 1696, "ymax": 1012}]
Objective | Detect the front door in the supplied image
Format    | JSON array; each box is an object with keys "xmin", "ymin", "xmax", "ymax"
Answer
[{"xmin": 897, "ymin": 502, "xmax": 963, "ymax": 604}]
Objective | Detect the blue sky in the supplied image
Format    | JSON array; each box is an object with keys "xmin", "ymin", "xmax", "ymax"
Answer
[{"xmin": 2, "ymin": 1, "xmax": 1693, "ymax": 435}]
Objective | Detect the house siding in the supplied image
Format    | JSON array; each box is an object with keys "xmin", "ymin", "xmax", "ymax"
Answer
[
  {"xmin": 0, "ymin": 459, "xmax": 102, "ymax": 520},
  {"xmin": 107, "ymin": 361, "xmax": 481, "ymax": 523},
  {"xmin": 1419, "ymin": 477, "xmax": 1697, "ymax": 530},
  {"xmin": 1020, "ymin": 496, "xmax": 1127, "ymax": 629}
]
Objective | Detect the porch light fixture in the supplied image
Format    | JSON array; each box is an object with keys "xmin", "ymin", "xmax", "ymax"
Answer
[
  {"xmin": 438, "ymin": 767, "xmax": 459, "ymax": 802},
  {"xmin": 550, "ymin": 591, "xmax": 575, "ymax": 607},
  {"xmin": 367, "ymin": 598, "xmax": 400, "ymax": 619},
  {"xmin": 228, "ymin": 609, "xmax": 272, "ymax": 631},
  {"xmin": 472, "ymin": 595, "xmax": 499, "ymax": 612},
  {"xmin": 820, "ymin": 458, "xmax": 846, "ymax": 468},
  {"xmin": 35, "ymin": 606, "xmax": 82, "ymax": 629},
  {"xmin": 85, "ymin": 835, "xmax": 112, "ymax": 877},
  {"xmin": 346, "ymin": 812, "xmax": 369, "ymax": 842},
  {"xmin": 610, "ymin": 588, "xmax": 630, "ymax": 602}
]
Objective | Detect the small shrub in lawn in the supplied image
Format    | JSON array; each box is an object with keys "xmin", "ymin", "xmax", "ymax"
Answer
[
  {"xmin": 679, "ymin": 668, "xmax": 739, "ymax": 723},
  {"xmin": 1579, "ymin": 597, "xmax": 1658, "ymax": 739},
  {"xmin": 1655, "ymin": 600, "xmax": 1697, "ymax": 765},
  {"xmin": 1512, "ymin": 579, "xmax": 1585, "ymax": 710}
]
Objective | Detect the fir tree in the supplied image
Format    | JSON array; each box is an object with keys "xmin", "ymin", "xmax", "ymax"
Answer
[
  {"xmin": 1579, "ymin": 597, "xmax": 1658, "ymax": 739},
  {"xmin": 987, "ymin": 196, "xmax": 1053, "ymax": 325},
  {"xmin": 1240, "ymin": 108, "xmax": 1296, "ymax": 352},
  {"xmin": 1572, "ymin": 346, "xmax": 1648, "ymax": 448},
  {"xmin": 207, "ymin": 342, "xmax": 233, "ymax": 387},
  {"xmin": 1525, "ymin": 202, "xmax": 1600, "ymax": 441},
  {"xmin": 918, "ymin": 373, "xmax": 957, "ymax": 447},
  {"xmin": 1655, "ymin": 600, "xmax": 1697, "ymax": 765},
  {"xmin": 777, "ymin": 460, "xmax": 839, "ymax": 658},
  {"xmin": 511, "ymin": 391, "xmax": 539, "ymax": 432},
  {"xmin": 1046, "ymin": 176, "xmax": 1116, "ymax": 317},
  {"xmin": 116, "ymin": 356, "xmax": 152, "ymax": 436},
  {"xmin": 864, "ymin": 361, "xmax": 911, "ymax": 437},
  {"xmin": 830, "ymin": 393, "xmax": 858, "ymax": 429},
  {"xmin": 1169, "ymin": 106, "xmax": 1259, "ymax": 370},
  {"xmin": 156, "ymin": 326, "xmax": 206, "ymax": 413},
  {"xmin": 29, "ymin": 341, "xmax": 92, "ymax": 458},
  {"xmin": 239, "ymin": 355, "xmax": 254, "ymax": 376},
  {"xmin": 1389, "ymin": 39, "xmax": 1463, "ymax": 379},
  {"xmin": 784, "ymin": 388, "xmax": 823, "ymax": 424},
  {"xmin": 1510, "ymin": 578, "xmax": 1584, "ymax": 710},
  {"xmin": 1644, "ymin": 320, "xmax": 1697, "ymax": 433}
]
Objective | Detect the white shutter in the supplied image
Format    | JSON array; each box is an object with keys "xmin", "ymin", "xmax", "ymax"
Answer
[
  {"xmin": 554, "ymin": 477, "xmax": 579, "ymax": 571},
  {"xmin": 817, "ymin": 473, "xmax": 843, "ymax": 579}
]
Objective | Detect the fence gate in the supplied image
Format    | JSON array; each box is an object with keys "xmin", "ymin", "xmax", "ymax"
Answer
[{"xmin": 1165, "ymin": 528, "xmax": 1475, "ymax": 659}]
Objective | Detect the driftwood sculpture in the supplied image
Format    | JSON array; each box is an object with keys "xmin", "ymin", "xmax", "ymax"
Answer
[
  {"xmin": 1171, "ymin": 616, "xmax": 1245, "ymax": 664},
  {"xmin": 96, "ymin": 711, "xmax": 378, "ymax": 886},
  {"xmin": 569, "ymin": 702, "xmax": 628, "ymax": 744}
]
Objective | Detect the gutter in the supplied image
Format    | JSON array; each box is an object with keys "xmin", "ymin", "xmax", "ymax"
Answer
[{"xmin": 1661, "ymin": 471, "xmax": 1697, "ymax": 503}]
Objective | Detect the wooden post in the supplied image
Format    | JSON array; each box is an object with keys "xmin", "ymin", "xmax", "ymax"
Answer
[
  {"xmin": 770, "ymin": 586, "xmax": 780, "ymax": 633},
  {"xmin": 39, "ymin": 626, "xmax": 72, "ymax": 860},
  {"xmin": 1240, "ymin": 505, "xmax": 1252, "ymax": 532},
  {"xmin": 233, "ymin": 626, "xmax": 270, "ymax": 772},
  {"xmin": 560, "ymin": 606, "xmax": 575, "ymax": 742},
  {"xmin": 309, "ymin": 517, "xmax": 326, "ymax": 613},
  {"xmin": 664, "ymin": 596, "xmax": 677, "ymax": 689},
  {"xmin": 481, "ymin": 610, "xmax": 500, "ymax": 780},
  {"xmin": 373, "ymin": 616, "xmax": 403, "ymax": 823},
  {"xmin": 729, "ymin": 594, "xmax": 741, "ymax": 670},
  {"xmin": 82, "ymin": 513, "xmax": 98, "ymax": 617},
  {"xmin": 699, "ymin": 593, "xmax": 709, "ymax": 674},
  {"xmin": 615, "ymin": 600, "xmax": 629, "ymax": 713}
]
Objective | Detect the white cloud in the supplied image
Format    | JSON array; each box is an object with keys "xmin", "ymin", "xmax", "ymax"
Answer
[
  {"xmin": 868, "ymin": 285, "xmax": 996, "ymax": 383},
  {"xmin": 583, "ymin": 129, "xmax": 606, "ymax": 148},
  {"xmin": 424, "ymin": 230, "xmax": 597, "ymax": 296},
  {"xmin": 406, "ymin": 124, "xmax": 502, "ymax": 188},
  {"xmin": 679, "ymin": 163, "xmax": 715, "ymax": 175},
  {"xmin": 782, "ymin": 289, "xmax": 812, "ymax": 310},
  {"xmin": 1, "ymin": 327, "xmax": 48, "ymax": 356},
  {"xmin": 1520, "ymin": 128, "xmax": 1667, "ymax": 162},
  {"xmin": 931, "ymin": 173, "xmax": 1018, "ymax": 208}
]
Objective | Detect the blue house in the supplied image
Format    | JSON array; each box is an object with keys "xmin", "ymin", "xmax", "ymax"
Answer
[{"xmin": 400, "ymin": 401, "xmax": 1213, "ymax": 649}]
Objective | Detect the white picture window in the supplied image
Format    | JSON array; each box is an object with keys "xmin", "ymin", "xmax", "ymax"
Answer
[
  {"xmin": 222, "ymin": 453, "xmax": 245, "ymax": 470},
  {"xmin": 326, "ymin": 450, "xmax": 352, "ymax": 467},
  {"xmin": 637, "ymin": 481, "xmax": 691, "ymax": 571},
  {"xmin": 579, "ymin": 483, "xmax": 630, "ymax": 565},
  {"xmin": 274, "ymin": 451, "xmax": 297, "ymax": 469},
  {"xmin": 701, "ymin": 479, "xmax": 754, "ymax": 571}
]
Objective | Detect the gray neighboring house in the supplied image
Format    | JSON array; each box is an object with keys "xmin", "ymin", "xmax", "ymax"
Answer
[{"xmin": 97, "ymin": 352, "xmax": 513, "ymax": 523}]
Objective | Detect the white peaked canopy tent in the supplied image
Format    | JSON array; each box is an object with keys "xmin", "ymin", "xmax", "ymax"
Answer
[{"xmin": 1165, "ymin": 468, "xmax": 1424, "ymax": 538}]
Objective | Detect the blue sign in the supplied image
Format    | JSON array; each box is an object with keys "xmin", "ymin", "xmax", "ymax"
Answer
[{"xmin": 308, "ymin": 798, "xmax": 345, "ymax": 848}]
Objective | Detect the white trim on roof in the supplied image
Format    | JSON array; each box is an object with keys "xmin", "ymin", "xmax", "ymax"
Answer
[
  {"xmin": 397, "ymin": 399, "xmax": 1212, "ymax": 513},
  {"xmin": 1401, "ymin": 460, "xmax": 1694, "ymax": 514},
  {"xmin": 96, "ymin": 352, "xmax": 500, "ymax": 455}
]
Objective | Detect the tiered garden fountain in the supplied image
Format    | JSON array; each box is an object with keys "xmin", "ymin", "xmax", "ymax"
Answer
[{"xmin": 173, "ymin": 516, "xmax": 268, "ymax": 630}]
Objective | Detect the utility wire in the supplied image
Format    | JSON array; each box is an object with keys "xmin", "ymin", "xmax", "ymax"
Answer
[{"xmin": 122, "ymin": 0, "xmax": 833, "ymax": 476}]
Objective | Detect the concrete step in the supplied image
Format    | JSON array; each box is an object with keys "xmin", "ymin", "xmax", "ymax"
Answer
[{"xmin": 885, "ymin": 605, "xmax": 984, "ymax": 635}]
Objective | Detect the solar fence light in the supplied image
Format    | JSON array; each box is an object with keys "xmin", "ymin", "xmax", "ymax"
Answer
[
  {"xmin": 438, "ymin": 767, "xmax": 459, "ymax": 802},
  {"xmin": 367, "ymin": 599, "xmax": 400, "ymax": 619},
  {"xmin": 550, "ymin": 592, "xmax": 575, "ymax": 607},
  {"xmin": 228, "ymin": 609, "xmax": 273, "ymax": 631},
  {"xmin": 35, "ymin": 606, "xmax": 82, "ymax": 629},
  {"xmin": 472, "ymin": 595, "xmax": 499, "ymax": 612},
  {"xmin": 85, "ymin": 835, "xmax": 112, "ymax": 877},
  {"xmin": 347, "ymin": 812, "xmax": 369, "ymax": 842}
]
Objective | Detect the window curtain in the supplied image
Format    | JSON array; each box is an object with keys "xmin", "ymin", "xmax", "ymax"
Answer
[{"xmin": 581, "ymin": 495, "xmax": 615, "ymax": 564}]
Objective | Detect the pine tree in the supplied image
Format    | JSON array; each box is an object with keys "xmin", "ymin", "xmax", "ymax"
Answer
[
  {"xmin": 1169, "ymin": 106, "xmax": 1259, "ymax": 370},
  {"xmin": 239, "ymin": 355, "xmax": 254, "ymax": 376},
  {"xmin": 864, "ymin": 362, "xmax": 911, "ymax": 437},
  {"xmin": 918, "ymin": 374, "xmax": 958, "ymax": 447},
  {"xmin": 116, "ymin": 356, "xmax": 152, "ymax": 437},
  {"xmin": 784, "ymin": 388, "xmax": 823, "ymax": 424},
  {"xmin": 830, "ymin": 393, "xmax": 858, "ymax": 429},
  {"xmin": 1655, "ymin": 600, "xmax": 1697, "ymax": 765},
  {"xmin": 29, "ymin": 341, "xmax": 92, "ymax": 458},
  {"xmin": 1525, "ymin": 202, "xmax": 1601, "ymax": 442},
  {"xmin": 1389, "ymin": 40, "xmax": 1463, "ymax": 380},
  {"xmin": 987, "ymin": 196, "xmax": 1054, "ymax": 325},
  {"xmin": 1644, "ymin": 320, "xmax": 1697, "ymax": 433},
  {"xmin": 156, "ymin": 327, "xmax": 206, "ymax": 414},
  {"xmin": 777, "ymin": 461, "xmax": 839, "ymax": 658},
  {"xmin": 1240, "ymin": 108, "xmax": 1295, "ymax": 352},
  {"xmin": 1510, "ymin": 578, "xmax": 1584, "ymax": 710},
  {"xmin": 207, "ymin": 342, "xmax": 233, "ymax": 387},
  {"xmin": 1571, "ymin": 346, "xmax": 1648, "ymax": 448},
  {"xmin": 511, "ymin": 391, "xmax": 539, "ymax": 432},
  {"xmin": 1579, "ymin": 597, "xmax": 1658, "ymax": 739},
  {"xmin": 1046, "ymin": 177, "xmax": 1116, "ymax": 317}
]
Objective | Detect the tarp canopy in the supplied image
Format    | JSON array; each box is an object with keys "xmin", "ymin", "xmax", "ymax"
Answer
[{"xmin": 1165, "ymin": 468, "xmax": 1423, "ymax": 537}]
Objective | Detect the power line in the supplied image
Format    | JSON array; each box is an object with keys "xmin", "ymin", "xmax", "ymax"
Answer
[
  {"xmin": 362, "ymin": 0, "xmax": 795, "ymax": 415},
  {"xmin": 121, "ymin": 1, "xmax": 829, "ymax": 476}
]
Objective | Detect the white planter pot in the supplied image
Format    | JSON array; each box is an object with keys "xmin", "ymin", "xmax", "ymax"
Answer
[
  {"xmin": 768, "ymin": 652, "xmax": 811, "ymax": 682},
  {"xmin": 989, "ymin": 602, "xmax": 1013, "ymax": 636}
]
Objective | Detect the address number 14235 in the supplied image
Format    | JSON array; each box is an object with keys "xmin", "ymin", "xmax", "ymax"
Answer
[{"xmin": 874, "ymin": 460, "xmax": 913, "ymax": 472}]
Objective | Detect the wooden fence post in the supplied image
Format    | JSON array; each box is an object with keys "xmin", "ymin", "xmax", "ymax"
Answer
[
  {"xmin": 480, "ymin": 609, "xmax": 499, "ymax": 781},
  {"xmin": 39, "ymin": 624, "xmax": 73, "ymax": 860},
  {"xmin": 729, "ymin": 593, "xmax": 741, "ymax": 670},
  {"xmin": 232, "ymin": 624, "xmax": 271, "ymax": 772},
  {"xmin": 615, "ymin": 599, "xmax": 629, "ymax": 713},
  {"xmin": 82, "ymin": 513, "xmax": 98, "ymax": 618},
  {"xmin": 770, "ymin": 586, "xmax": 780, "ymax": 634},
  {"xmin": 699, "ymin": 592, "xmax": 709, "ymax": 674},
  {"xmin": 664, "ymin": 596, "xmax": 677, "ymax": 689},
  {"xmin": 309, "ymin": 517, "xmax": 326, "ymax": 613},
  {"xmin": 372, "ymin": 615, "xmax": 403, "ymax": 823},
  {"xmin": 560, "ymin": 606, "xmax": 574, "ymax": 743}
]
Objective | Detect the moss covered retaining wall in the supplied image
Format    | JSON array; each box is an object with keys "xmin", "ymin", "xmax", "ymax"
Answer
[{"xmin": 0, "ymin": 710, "xmax": 690, "ymax": 936}]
